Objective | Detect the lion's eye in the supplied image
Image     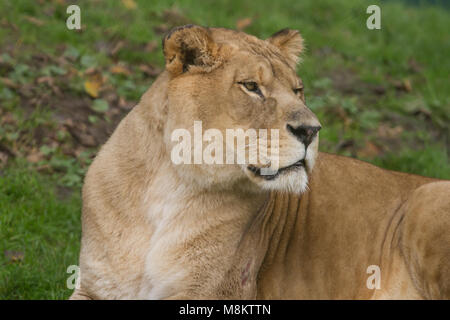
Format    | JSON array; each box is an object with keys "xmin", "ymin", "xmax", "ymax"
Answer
[
  {"xmin": 238, "ymin": 81, "xmax": 263, "ymax": 97},
  {"xmin": 293, "ymin": 87, "xmax": 303, "ymax": 96},
  {"xmin": 243, "ymin": 82, "xmax": 258, "ymax": 92}
]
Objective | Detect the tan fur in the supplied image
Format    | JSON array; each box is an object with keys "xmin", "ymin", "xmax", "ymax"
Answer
[{"xmin": 71, "ymin": 26, "xmax": 450, "ymax": 300}]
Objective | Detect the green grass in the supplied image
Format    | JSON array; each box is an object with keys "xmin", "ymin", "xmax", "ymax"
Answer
[
  {"xmin": 0, "ymin": 0, "xmax": 448, "ymax": 299},
  {"xmin": 372, "ymin": 145, "xmax": 450, "ymax": 180},
  {"xmin": 0, "ymin": 162, "xmax": 81, "ymax": 299}
]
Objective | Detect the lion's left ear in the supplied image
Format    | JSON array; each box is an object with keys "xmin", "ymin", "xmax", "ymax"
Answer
[
  {"xmin": 267, "ymin": 29, "xmax": 304, "ymax": 68},
  {"xmin": 162, "ymin": 25, "xmax": 224, "ymax": 76}
]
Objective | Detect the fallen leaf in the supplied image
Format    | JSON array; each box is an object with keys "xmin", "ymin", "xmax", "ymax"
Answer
[
  {"xmin": 24, "ymin": 16, "xmax": 44, "ymax": 26},
  {"xmin": 393, "ymin": 78, "xmax": 412, "ymax": 92},
  {"xmin": 84, "ymin": 67, "xmax": 98, "ymax": 75},
  {"xmin": 110, "ymin": 41, "xmax": 125, "ymax": 56},
  {"xmin": 4, "ymin": 250, "xmax": 24, "ymax": 263},
  {"xmin": 63, "ymin": 118, "xmax": 74, "ymax": 128},
  {"xmin": 0, "ymin": 77, "xmax": 19, "ymax": 89},
  {"xmin": 84, "ymin": 73, "xmax": 104, "ymax": 98},
  {"xmin": 110, "ymin": 64, "xmax": 131, "ymax": 76},
  {"xmin": 0, "ymin": 151, "xmax": 8, "ymax": 168},
  {"xmin": 84, "ymin": 80, "xmax": 100, "ymax": 98},
  {"xmin": 403, "ymin": 79, "xmax": 412, "ymax": 92},
  {"xmin": 377, "ymin": 125, "xmax": 403, "ymax": 139},
  {"xmin": 73, "ymin": 132, "xmax": 97, "ymax": 147},
  {"xmin": 0, "ymin": 18, "xmax": 18, "ymax": 31},
  {"xmin": 236, "ymin": 17, "xmax": 252, "ymax": 31},
  {"xmin": 122, "ymin": 0, "xmax": 137, "ymax": 10},
  {"xmin": 26, "ymin": 148, "xmax": 44, "ymax": 163},
  {"xmin": 37, "ymin": 76, "xmax": 54, "ymax": 84}
]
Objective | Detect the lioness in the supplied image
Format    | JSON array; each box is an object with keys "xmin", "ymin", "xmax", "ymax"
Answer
[{"xmin": 71, "ymin": 25, "xmax": 450, "ymax": 300}]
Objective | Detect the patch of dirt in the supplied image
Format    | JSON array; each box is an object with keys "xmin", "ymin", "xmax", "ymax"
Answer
[
  {"xmin": 0, "ymin": 46, "xmax": 158, "ymax": 174},
  {"xmin": 323, "ymin": 66, "xmax": 448, "ymax": 158}
]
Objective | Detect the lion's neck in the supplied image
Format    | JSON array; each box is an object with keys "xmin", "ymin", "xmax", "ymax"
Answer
[
  {"xmin": 144, "ymin": 159, "xmax": 269, "ymax": 237},
  {"xmin": 141, "ymin": 158, "xmax": 272, "ymax": 298}
]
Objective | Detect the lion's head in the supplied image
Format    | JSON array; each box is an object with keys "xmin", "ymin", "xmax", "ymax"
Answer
[{"xmin": 159, "ymin": 25, "xmax": 321, "ymax": 194}]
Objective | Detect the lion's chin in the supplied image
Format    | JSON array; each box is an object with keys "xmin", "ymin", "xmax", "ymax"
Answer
[{"xmin": 246, "ymin": 165, "xmax": 309, "ymax": 194}]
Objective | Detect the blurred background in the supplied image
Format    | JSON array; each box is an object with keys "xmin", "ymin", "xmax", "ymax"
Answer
[{"xmin": 0, "ymin": 0, "xmax": 448, "ymax": 299}]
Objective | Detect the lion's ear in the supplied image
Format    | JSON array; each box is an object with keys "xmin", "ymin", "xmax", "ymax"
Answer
[
  {"xmin": 162, "ymin": 25, "xmax": 222, "ymax": 76},
  {"xmin": 267, "ymin": 29, "xmax": 304, "ymax": 68}
]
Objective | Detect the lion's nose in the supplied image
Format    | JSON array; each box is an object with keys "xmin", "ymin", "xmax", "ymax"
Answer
[{"xmin": 286, "ymin": 124, "xmax": 321, "ymax": 148}]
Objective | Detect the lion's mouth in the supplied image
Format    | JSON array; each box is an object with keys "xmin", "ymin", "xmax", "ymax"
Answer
[{"xmin": 247, "ymin": 158, "xmax": 306, "ymax": 181}]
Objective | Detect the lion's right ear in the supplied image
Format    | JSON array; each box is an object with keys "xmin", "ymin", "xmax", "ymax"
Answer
[
  {"xmin": 267, "ymin": 29, "xmax": 304, "ymax": 69},
  {"xmin": 162, "ymin": 25, "xmax": 223, "ymax": 76}
]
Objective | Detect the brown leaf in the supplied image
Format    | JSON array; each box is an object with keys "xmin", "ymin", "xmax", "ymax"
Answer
[
  {"xmin": 26, "ymin": 148, "xmax": 44, "ymax": 163},
  {"xmin": 110, "ymin": 64, "xmax": 131, "ymax": 76},
  {"xmin": 84, "ymin": 73, "xmax": 104, "ymax": 98},
  {"xmin": 377, "ymin": 125, "xmax": 403, "ymax": 139},
  {"xmin": 4, "ymin": 250, "xmax": 24, "ymax": 263},
  {"xmin": 63, "ymin": 118, "xmax": 74, "ymax": 128},
  {"xmin": 24, "ymin": 16, "xmax": 45, "ymax": 26},
  {"xmin": 393, "ymin": 78, "xmax": 412, "ymax": 92},
  {"xmin": 37, "ymin": 76, "xmax": 53, "ymax": 84},
  {"xmin": 73, "ymin": 132, "xmax": 97, "ymax": 147},
  {"xmin": 66, "ymin": 123, "xmax": 97, "ymax": 147},
  {"xmin": 0, "ymin": 151, "xmax": 8, "ymax": 168},
  {"xmin": 121, "ymin": 0, "xmax": 137, "ymax": 10},
  {"xmin": 0, "ymin": 18, "xmax": 18, "ymax": 31},
  {"xmin": 0, "ymin": 77, "xmax": 19, "ymax": 89},
  {"xmin": 110, "ymin": 41, "xmax": 125, "ymax": 56},
  {"xmin": 236, "ymin": 17, "xmax": 252, "ymax": 31},
  {"xmin": 403, "ymin": 79, "xmax": 412, "ymax": 92},
  {"xmin": 84, "ymin": 67, "xmax": 99, "ymax": 76},
  {"xmin": 84, "ymin": 80, "xmax": 100, "ymax": 98}
]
